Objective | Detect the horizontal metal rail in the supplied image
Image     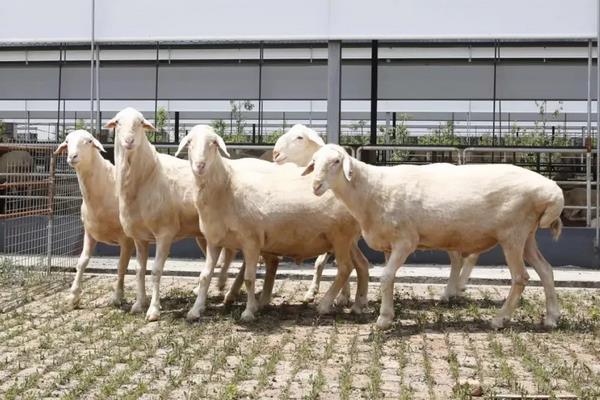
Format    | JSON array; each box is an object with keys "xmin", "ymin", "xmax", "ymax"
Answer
[
  {"xmin": 463, "ymin": 146, "xmax": 598, "ymax": 154},
  {"xmin": 0, "ymin": 207, "xmax": 52, "ymax": 220}
]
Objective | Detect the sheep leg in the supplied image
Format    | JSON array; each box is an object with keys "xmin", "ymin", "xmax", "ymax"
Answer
[
  {"xmin": 146, "ymin": 236, "xmax": 174, "ymax": 322},
  {"xmin": 192, "ymin": 236, "xmax": 207, "ymax": 296},
  {"xmin": 258, "ymin": 256, "xmax": 279, "ymax": 309},
  {"xmin": 376, "ymin": 246, "xmax": 411, "ymax": 330},
  {"xmin": 523, "ymin": 233, "xmax": 560, "ymax": 328},
  {"xmin": 317, "ymin": 248, "xmax": 353, "ymax": 315},
  {"xmin": 491, "ymin": 242, "xmax": 529, "ymax": 329},
  {"xmin": 110, "ymin": 239, "xmax": 134, "ymax": 307},
  {"xmin": 187, "ymin": 243, "xmax": 219, "ymax": 321},
  {"xmin": 131, "ymin": 240, "xmax": 150, "ymax": 314},
  {"xmin": 217, "ymin": 248, "xmax": 236, "ymax": 294},
  {"xmin": 240, "ymin": 248, "xmax": 260, "ymax": 322},
  {"xmin": 442, "ymin": 251, "xmax": 464, "ymax": 301},
  {"xmin": 303, "ymin": 252, "xmax": 331, "ymax": 303},
  {"xmin": 457, "ymin": 253, "xmax": 479, "ymax": 292},
  {"xmin": 350, "ymin": 245, "xmax": 370, "ymax": 314},
  {"xmin": 224, "ymin": 262, "xmax": 245, "ymax": 304},
  {"xmin": 67, "ymin": 230, "xmax": 97, "ymax": 308}
]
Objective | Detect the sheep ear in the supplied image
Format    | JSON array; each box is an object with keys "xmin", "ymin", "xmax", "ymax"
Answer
[
  {"xmin": 214, "ymin": 135, "xmax": 230, "ymax": 158},
  {"xmin": 54, "ymin": 141, "xmax": 68, "ymax": 155},
  {"xmin": 175, "ymin": 134, "xmax": 192, "ymax": 157},
  {"xmin": 301, "ymin": 160, "xmax": 315, "ymax": 176},
  {"xmin": 142, "ymin": 118, "xmax": 155, "ymax": 131},
  {"xmin": 342, "ymin": 156, "xmax": 352, "ymax": 181},
  {"xmin": 104, "ymin": 117, "xmax": 117, "ymax": 129},
  {"xmin": 306, "ymin": 129, "xmax": 325, "ymax": 146},
  {"xmin": 91, "ymin": 137, "xmax": 106, "ymax": 153}
]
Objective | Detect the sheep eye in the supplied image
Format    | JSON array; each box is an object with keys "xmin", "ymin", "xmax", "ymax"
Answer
[
  {"xmin": 296, "ymin": 136, "xmax": 303, "ymax": 140},
  {"xmin": 333, "ymin": 159, "xmax": 340, "ymax": 164}
]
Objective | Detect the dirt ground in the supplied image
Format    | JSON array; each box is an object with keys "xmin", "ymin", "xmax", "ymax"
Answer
[{"xmin": 1, "ymin": 271, "xmax": 600, "ymax": 399}]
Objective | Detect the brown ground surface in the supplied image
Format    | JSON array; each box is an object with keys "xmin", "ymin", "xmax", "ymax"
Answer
[{"xmin": 1, "ymin": 272, "xmax": 600, "ymax": 399}]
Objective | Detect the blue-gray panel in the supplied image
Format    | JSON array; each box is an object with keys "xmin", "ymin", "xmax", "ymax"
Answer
[
  {"xmin": 99, "ymin": 64, "xmax": 156, "ymax": 100},
  {"xmin": 0, "ymin": 65, "xmax": 59, "ymax": 99}
]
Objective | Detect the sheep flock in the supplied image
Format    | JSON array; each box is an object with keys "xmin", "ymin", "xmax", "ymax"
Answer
[{"xmin": 56, "ymin": 107, "xmax": 566, "ymax": 330}]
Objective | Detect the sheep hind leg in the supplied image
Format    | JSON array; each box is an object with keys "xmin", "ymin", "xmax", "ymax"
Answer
[
  {"xmin": 216, "ymin": 248, "xmax": 236, "ymax": 294},
  {"xmin": 441, "ymin": 251, "xmax": 464, "ymax": 302},
  {"xmin": 240, "ymin": 248, "xmax": 260, "ymax": 322},
  {"xmin": 524, "ymin": 233, "xmax": 560, "ymax": 328},
  {"xmin": 303, "ymin": 253, "xmax": 331, "ymax": 303},
  {"xmin": 187, "ymin": 243, "xmax": 219, "ymax": 321},
  {"xmin": 258, "ymin": 255, "xmax": 279, "ymax": 309},
  {"xmin": 66, "ymin": 230, "xmax": 97, "ymax": 309},
  {"xmin": 224, "ymin": 262, "xmax": 245, "ymax": 305},
  {"xmin": 146, "ymin": 236, "xmax": 174, "ymax": 322},
  {"xmin": 491, "ymin": 241, "xmax": 529, "ymax": 329},
  {"xmin": 110, "ymin": 239, "xmax": 134, "ymax": 307},
  {"xmin": 350, "ymin": 245, "xmax": 371, "ymax": 315},
  {"xmin": 458, "ymin": 253, "xmax": 479, "ymax": 292},
  {"xmin": 131, "ymin": 240, "xmax": 150, "ymax": 314}
]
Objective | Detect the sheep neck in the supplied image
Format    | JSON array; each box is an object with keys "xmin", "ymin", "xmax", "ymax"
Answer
[
  {"xmin": 330, "ymin": 158, "xmax": 373, "ymax": 225},
  {"xmin": 115, "ymin": 138, "xmax": 159, "ymax": 202},
  {"xmin": 76, "ymin": 151, "xmax": 114, "ymax": 206},
  {"xmin": 195, "ymin": 154, "xmax": 232, "ymax": 205}
]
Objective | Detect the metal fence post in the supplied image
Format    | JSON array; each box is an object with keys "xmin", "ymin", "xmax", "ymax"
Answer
[{"xmin": 46, "ymin": 153, "xmax": 56, "ymax": 273}]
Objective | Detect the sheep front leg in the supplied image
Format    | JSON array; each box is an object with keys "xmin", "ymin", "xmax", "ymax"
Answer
[
  {"xmin": 376, "ymin": 246, "xmax": 411, "ymax": 330},
  {"xmin": 442, "ymin": 251, "xmax": 464, "ymax": 301},
  {"xmin": 240, "ymin": 249, "xmax": 260, "ymax": 322},
  {"xmin": 110, "ymin": 239, "xmax": 134, "ymax": 307},
  {"xmin": 224, "ymin": 262, "xmax": 245, "ymax": 304},
  {"xmin": 216, "ymin": 248, "xmax": 236, "ymax": 293},
  {"xmin": 317, "ymin": 249, "xmax": 353, "ymax": 315},
  {"xmin": 67, "ymin": 230, "xmax": 97, "ymax": 308},
  {"xmin": 192, "ymin": 236, "xmax": 207, "ymax": 296},
  {"xmin": 131, "ymin": 240, "xmax": 149, "ymax": 314},
  {"xmin": 146, "ymin": 236, "xmax": 174, "ymax": 322},
  {"xmin": 303, "ymin": 252, "xmax": 331, "ymax": 303},
  {"xmin": 187, "ymin": 243, "xmax": 219, "ymax": 321},
  {"xmin": 491, "ymin": 242, "xmax": 529, "ymax": 329}
]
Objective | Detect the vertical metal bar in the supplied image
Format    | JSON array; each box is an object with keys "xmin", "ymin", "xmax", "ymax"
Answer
[
  {"xmin": 392, "ymin": 111, "xmax": 397, "ymax": 140},
  {"xmin": 327, "ymin": 41, "xmax": 342, "ymax": 144},
  {"xmin": 154, "ymin": 42, "xmax": 159, "ymax": 143},
  {"xmin": 370, "ymin": 40, "xmax": 378, "ymax": 145},
  {"xmin": 174, "ymin": 111, "xmax": 180, "ymax": 143},
  {"xmin": 95, "ymin": 44, "xmax": 101, "ymax": 134},
  {"xmin": 46, "ymin": 154, "xmax": 56, "ymax": 273},
  {"xmin": 90, "ymin": 0, "xmax": 95, "ymax": 133},
  {"xmin": 56, "ymin": 45, "xmax": 63, "ymax": 142},
  {"xmin": 492, "ymin": 42, "xmax": 498, "ymax": 146},
  {"xmin": 596, "ymin": 0, "xmax": 600, "ymax": 247},
  {"xmin": 26, "ymin": 109, "xmax": 30, "ymax": 142},
  {"xmin": 258, "ymin": 42, "xmax": 264, "ymax": 143},
  {"xmin": 587, "ymin": 40, "xmax": 593, "ymax": 227}
]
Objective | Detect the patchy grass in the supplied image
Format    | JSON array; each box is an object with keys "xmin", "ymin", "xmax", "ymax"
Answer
[{"xmin": 0, "ymin": 273, "xmax": 600, "ymax": 399}]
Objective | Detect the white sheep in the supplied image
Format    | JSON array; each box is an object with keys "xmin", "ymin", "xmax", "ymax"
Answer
[
  {"xmin": 105, "ymin": 108, "xmax": 234, "ymax": 321},
  {"xmin": 273, "ymin": 125, "xmax": 479, "ymax": 298},
  {"xmin": 562, "ymin": 187, "xmax": 597, "ymax": 222},
  {"xmin": 54, "ymin": 130, "xmax": 135, "ymax": 308},
  {"xmin": 303, "ymin": 144, "xmax": 564, "ymax": 330},
  {"xmin": 176, "ymin": 125, "xmax": 370, "ymax": 322}
]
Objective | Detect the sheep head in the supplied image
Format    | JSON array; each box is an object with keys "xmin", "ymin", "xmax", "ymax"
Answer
[
  {"xmin": 302, "ymin": 144, "xmax": 352, "ymax": 196},
  {"xmin": 272, "ymin": 124, "xmax": 324, "ymax": 166},
  {"xmin": 104, "ymin": 107, "xmax": 154, "ymax": 152},
  {"xmin": 54, "ymin": 129, "xmax": 106, "ymax": 168},
  {"xmin": 175, "ymin": 124, "xmax": 230, "ymax": 176}
]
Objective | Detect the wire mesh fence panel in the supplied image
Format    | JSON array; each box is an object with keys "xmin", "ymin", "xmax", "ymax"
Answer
[{"xmin": 0, "ymin": 144, "xmax": 83, "ymax": 273}]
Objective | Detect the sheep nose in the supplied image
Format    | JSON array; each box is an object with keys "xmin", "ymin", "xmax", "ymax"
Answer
[
  {"xmin": 194, "ymin": 161, "xmax": 206, "ymax": 172},
  {"xmin": 67, "ymin": 154, "xmax": 78, "ymax": 163},
  {"xmin": 125, "ymin": 137, "xmax": 134, "ymax": 144},
  {"xmin": 272, "ymin": 150, "xmax": 279, "ymax": 161}
]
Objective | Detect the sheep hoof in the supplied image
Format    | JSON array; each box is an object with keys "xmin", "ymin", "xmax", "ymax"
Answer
[
  {"xmin": 130, "ymin": 300, "xmax": 146, "ymax": 314},
  {"xmin": 146, "ymin": 306, "xmax": 160, "ymax": 322},
  {"xmin": 240, "ymin": 310, "xmax": 255, "ymax": 322},
  {"xmin": 334, "ymin": 294, "xmax": 350, "ymax": 308},
  {"xmin": 303, "ymin": 291, "xmax": 316, "ymax": 304},
  {"xmin": 543, "ymin": 313, "xmax": 559, "ymax": 329},
  {"xmin": 186, "ymin": 308, "xmax": 203, "ymax": 321},
  {"xmin": 490, "ymin": 316, "xmax": 506, "ymax": 330},
  {"xmin": 223, "ymin": 292, "xmax": 236, "ymax": 305},
  {"xmin": 192, "ymin": 286, "xmax": 200, "ymax": 296},
  {"xmin": 109, "ymin": 292, "xmax": 124, "ymax": 307},
  {"xmin": 351, "ymin": 303, "xmax": 370, "ymax": 315},
  {"xmin": 66, "ymin": 293, "xmax": 81, "ymax": 309},
  {"xmin": 375, "ymin": 315, "xmax": 393, "ymax": 330}
]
